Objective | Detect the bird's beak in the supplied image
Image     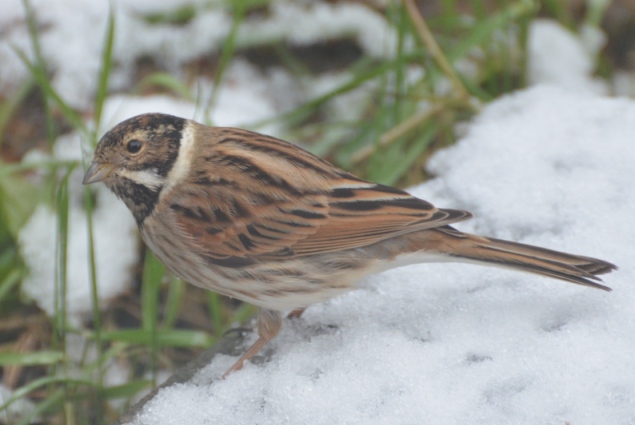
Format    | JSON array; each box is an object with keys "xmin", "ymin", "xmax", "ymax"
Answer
[{"xmin": 83, "ymin": 162, "xmax": 116, "ymax": 185}]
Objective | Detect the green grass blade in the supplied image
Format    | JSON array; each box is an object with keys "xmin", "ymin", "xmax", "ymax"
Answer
[
  {"xmin": 405, "ymin": 0, "xmax": 471, "ymax": 101},
  {"xmin": 448, "ymin": 0, "xmax": 537, "ymax": 63},
  {"xmin": 16, "ymin": 0, "xmax": 89, "ymax": 138},
  {"xmin": 205, "ymin": 0, "xmax": 249, "ymax": 122},
  {"xmin": 0, "ymin": 269, "xmax": 21, "ymax": 304},
  {"xmin": 207, "ymin": 292, "xmax": 223, "ymax": 336},
  {"xmin": 93, "ymin": 5, "xmax": 116, "ymax": 140},
  {"xmin": 14, "ymin": 388, "xmax": 65, "ymax": 425},
  {"xmin": 0, "ymin": 376, "xmax": 91, "ymax": 412},
  {"xmin": 229, "ymin": 302, "xmax": 257, "ymax": 328},
  {"xmin": 141, "ymin": 3, "xmax": 197, "ymax": 25},
  {"xmin": 21, "ymin": 0, "xmax": 56, "ymax": 142},
  {"xmin": 53, "ymin": 165, "xmax": 76, "ymax": 346},
  {"xmin": 0, "ymin": 171, "xmax": 40, "ymax": 239},
  {"xmin": 252, "ymin": 53, "xmax": 424, "ymax": 131},
  {"xmin": 100, "ymin": 329, "xmax": 213, "ymax": 347},
  {"xmin": 0, "ymin": 79, "xmax": 34, "ymax": 149},
  {"xmin": 0, "ymin": 351, "xmax": 65, "ymax": 366},
  {"xmin": 0, "ymin": 159, "xmax": 78, "ymax": 177},
  {"xmin": 162, "ymin": 275, "xmax": 185, "ymax": 329},
  {"xmin": 83, "ymin": 185, "xmax": 104, "ymax": 387},
  {"xmin": 135, "ymin": 72, "xmax": 194, "ymax": 101},
  {"xmin": 141, "ymin": 250, "xmax": 165, "ymax": 384},
  {"xmin": 142, "ymin": 251, "xmax": 164, "ymax": 332},
  {"xmin": 370, "ymin": 121, "xmax": 438, "ymax": 185},
  {"xmin": 98, "ymin": 380, "xmax": 152, "ymax": 400},
  {"xmin": 12, "ymin": 47, "xmax": 87, "ymax": 136}
]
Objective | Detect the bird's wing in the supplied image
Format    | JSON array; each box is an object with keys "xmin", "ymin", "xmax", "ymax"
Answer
[{"xmin": 163, "ymin": 127, "xmax": 472, "ymax": 265}]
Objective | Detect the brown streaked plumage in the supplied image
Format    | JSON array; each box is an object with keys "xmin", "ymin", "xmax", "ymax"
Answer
[{"xmin": 83, "ymin": 113, "xmax": 617, "ymax": 376}]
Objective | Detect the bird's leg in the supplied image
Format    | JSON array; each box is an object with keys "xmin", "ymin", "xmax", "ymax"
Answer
[
  {"xmin": 223, "ymin": 309, "xmax": 282, "ymax": 378},
  {"xmin": 287, "ymin": 308, "xmax": 306, "ymax": 319}
]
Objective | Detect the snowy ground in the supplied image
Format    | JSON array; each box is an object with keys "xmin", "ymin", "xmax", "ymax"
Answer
[
  {"xmin": 0, "ymin": 0, "xmax": 392, "ymax": 110},
  {"xmin": 3, "ymin": 0, "xmax": 634, "ymax": 423},
  {"xmin": 126, "ymin": 86, "xmax": 634, "ymax": 425}
]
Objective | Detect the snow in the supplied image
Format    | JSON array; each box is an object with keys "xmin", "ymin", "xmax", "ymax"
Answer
[
  {"xmin": 126, "ymin": 86, "xmax": 634, "ymax": 425},
  {"xmin": 101, "ymin": 61, "xmax": 283, "ymax": 129},
  {"xmin": 18, "ymin": 133, "xmax": 138, "ymax": 324},
  {"xmin": 528, "ymin": 19, "xmax": 607, "ymax": 94},
  {"xmin": 241, "ymin": 1, "xmax": 394, "ymax": 57},
  {"xmin": 0, "ymin": 0, "xmax": 391, "ymax": 109},
  {"xmin": 0, "ymin": 384, "xmax": 38, "ymax": 423}
]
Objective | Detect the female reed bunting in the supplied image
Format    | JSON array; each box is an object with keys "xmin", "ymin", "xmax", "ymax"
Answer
[{"xmin": 84, "ymin": 113, "xmax": 616, "ymax": 376}]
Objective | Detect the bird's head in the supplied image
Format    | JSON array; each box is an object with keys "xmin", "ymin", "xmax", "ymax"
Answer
[{"xmin": 83, "ymin": 113, "xmax": 187, "ymax": 223}]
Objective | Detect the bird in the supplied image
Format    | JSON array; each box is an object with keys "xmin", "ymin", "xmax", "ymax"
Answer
[{"xmin": 83, "ymin": 113, "xmax": 617, "ymax": 376}]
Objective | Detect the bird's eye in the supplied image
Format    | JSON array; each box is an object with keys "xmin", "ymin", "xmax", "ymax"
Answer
[{"xmin": 126, "ymin": 139, "xmax": 143, "ymax": 154}]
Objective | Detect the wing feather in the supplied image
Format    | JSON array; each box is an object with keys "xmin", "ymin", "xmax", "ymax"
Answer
[{"xmin": 160, "ymin": 125, "xmax": 472, "ymax": 265}]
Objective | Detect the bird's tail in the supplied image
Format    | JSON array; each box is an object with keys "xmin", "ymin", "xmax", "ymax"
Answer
[{"xmin": 422, "ymin": 227, "xmax": 617, "ymax": 291}]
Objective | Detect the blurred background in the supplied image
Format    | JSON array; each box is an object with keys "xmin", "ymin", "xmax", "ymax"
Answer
[{"xmin": 0, "ymin": 0, "xmax": 634, "ymax": 423}]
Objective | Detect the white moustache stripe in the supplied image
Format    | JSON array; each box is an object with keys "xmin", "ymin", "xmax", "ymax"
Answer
[
  {"xmin": 163, "ymin": 121, "xmax": 195, "ymax": 194},
  {"xmin": 118, "ymin": 168, "xmax": 164, "ymax": 190}
]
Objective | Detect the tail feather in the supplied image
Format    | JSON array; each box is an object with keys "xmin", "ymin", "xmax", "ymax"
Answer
[{"xmin": 434, "ymin": 229, "xmax": 617, "ymax": 291}]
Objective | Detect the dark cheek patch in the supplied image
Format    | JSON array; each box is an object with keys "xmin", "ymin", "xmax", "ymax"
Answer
[{"xmin": 111, "ymin": 177, "xmax": 162, "ymax": 225}]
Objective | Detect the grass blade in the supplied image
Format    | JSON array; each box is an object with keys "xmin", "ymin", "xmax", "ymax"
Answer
[
  {"xmin": 100, "ymin": 329, "xmax": 213, "ymax": 347},
  {"xmin": 162, "ymin": 275, "xmax": 185, "ymax": 329},
  {"xmin": 141, "ymin": 250, "xmax": 165, "ymax": 385},
  {"xmin": 0, "ymin": 351, "xmax": 65, "ymax": 366},
  {"xmin": 0, "ymin": 376, "xmax": 91, "ymax": 412},
  {"xmin": 206, "ymin": 0, "xmax": 253, "ymax": 122},
  {"xmin": 53, "ymin": 165, "xmax": 75, "ymax": 346},
  {"xmin": 93, "ymin": 4, "xmax": 116, "ymax": 140}
]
